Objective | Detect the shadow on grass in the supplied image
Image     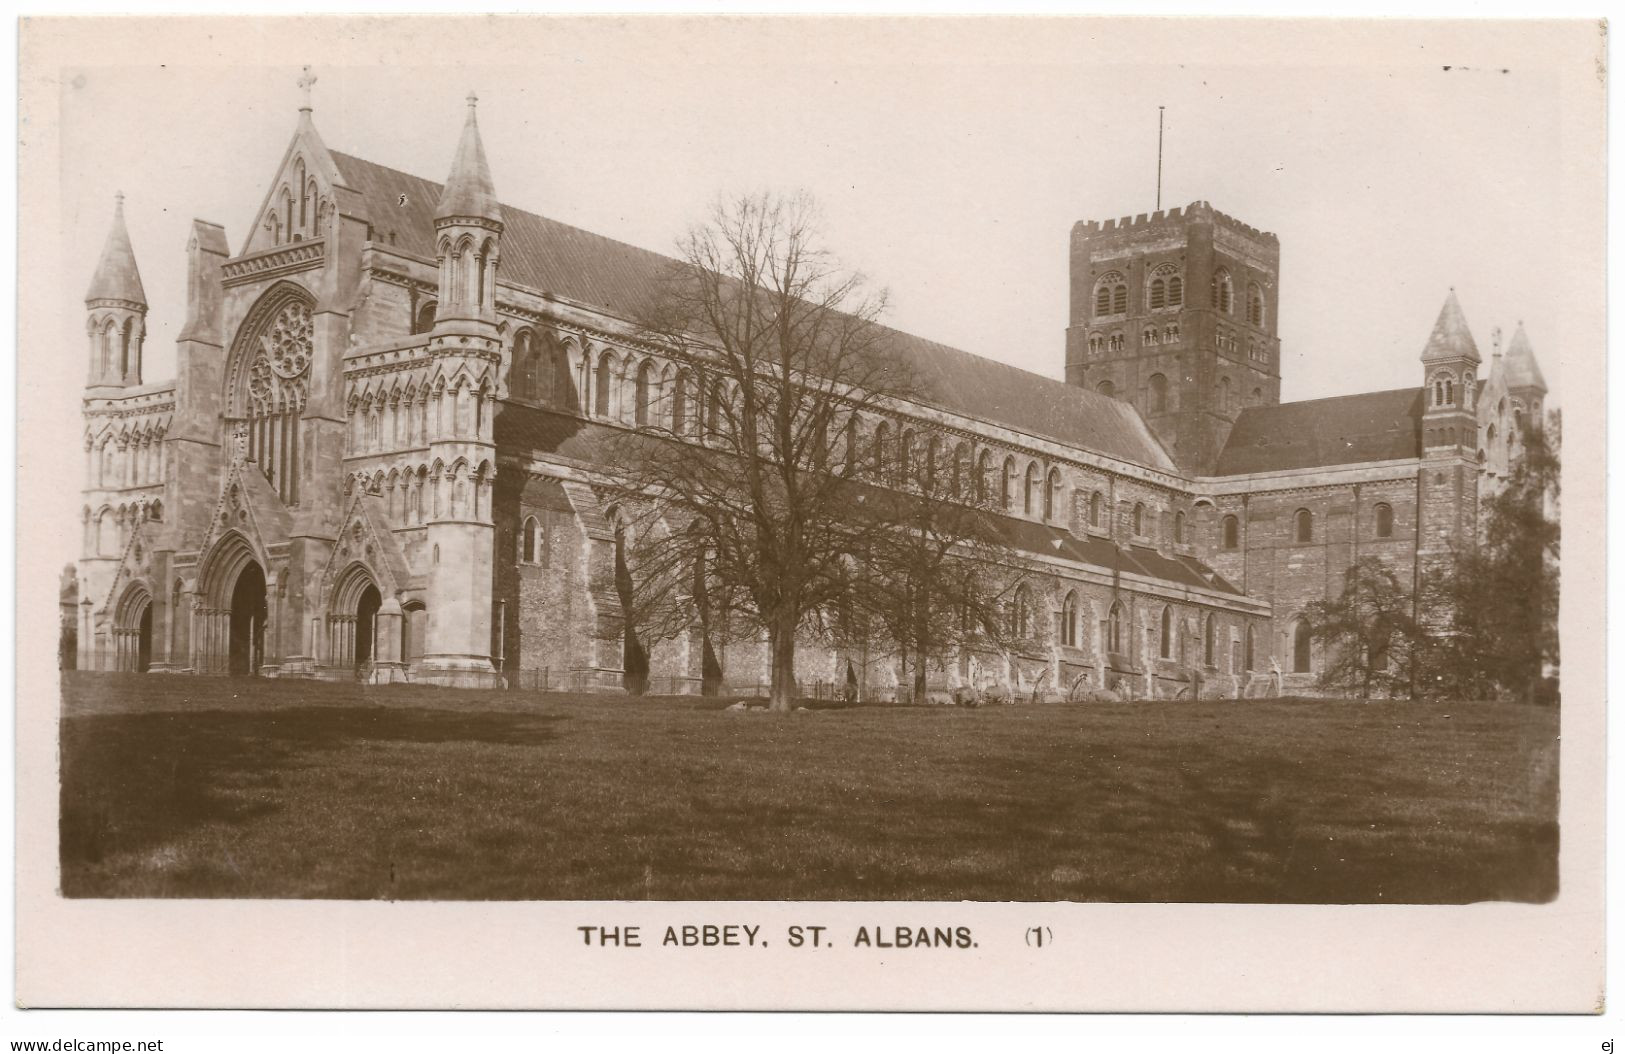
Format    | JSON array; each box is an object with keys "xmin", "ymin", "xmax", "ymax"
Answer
[{"xmin": 60, "ymin": 707, "xmax": 567, "ymax": 879}]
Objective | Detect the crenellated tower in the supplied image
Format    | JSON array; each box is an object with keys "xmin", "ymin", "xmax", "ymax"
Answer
[
  {"xmin": 418, "ymin": 91, "xmax": 504, "ymax": 686},
  {"xmin": 1064, "ymin": 201, "xmax": 1281, "ymax": 475},
  {"xmin": 84, "ymin": 192, "xmax": 148, "ymax": 391}
]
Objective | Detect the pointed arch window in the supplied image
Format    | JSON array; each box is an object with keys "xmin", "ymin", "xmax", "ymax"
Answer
[
  {"xmin": 520, "ymin": 515, "xmax": 544, "ymax": 565},
  {"xmin": 1133, "ymin": 502, "xmax": 1145, "ymax": 536},
  {"xmin": 1174, "ymin": 510, "xmax": 1186, "ymax": 544},
  {"xmin": 101, "ymin": 320, "xmax": 117, "ymax": 378},
  {"xmin": 1045, "ymin": 466, "xmax": 1062, "ymax": 522},
  {"xmin": 1023, "ymin": 462, "xmax": 1041, "ymax": 516},
  {"xmin": 1159, "ymin": 606, "xmax": 1173, "ymax": 659},
  {"xmin": 1244, "ymin": 625, "xmax": 1256, "ymax": 672},
  {"xmin": 594, "ymin": 352, "xmax": 613, "ymax": 417},
  {"xmin": 635, "ymin": 359, "xmax": 654, "ymax": 427},
  {"xmin": 872, "ymin": 421, "xmax": 891, "ymax": 478},
  {"xmin": 951, "ymin": 442, "xmax": 971, "ymax": 499},
  {"xmin": 974, "ymin": 448, "xmax": 991, "ymax": 505},
  {"xmin": 1089, "ymin": 490, "xmax": 1104, "ymax": 528},
  {"xmin": 1108, "ymin": 602, "xmax": 1125, "ymax": 655},
  {"xmin": 1061, "ymin": 591, "xmax": 1079, "ymax": 648},
  {"xmin": 1010, "ymin": 584, "xmax": 1032, "ymax": 639},
  {"xmin": 1246, "ymin": 283, "xmax": 1265, "ymax": 326},
  {"xmin": 511, "ymin": 330, "xmax": 539, "ymax": 401},
  {"xmin": 1001, "ymin": 456, "xmax": 1017, "ymax": 511},
  {"xmin": 672, "ymin": 369, "xmax": 692, "ymax": 436},
  {"xmin": 1222, "ymin": 513, "xmax": 1240, "ymax": 549},
  {"xmin": 1212, "ymin": 268, "xmax": 1234, "ymax": 314},
  {"xmin": 1203, "ymin": 614, "xmax": 1217, "ymax": 668},
  {"xmin": 415, "ymin": 300, "xmax": 438, "ymax": 335}
]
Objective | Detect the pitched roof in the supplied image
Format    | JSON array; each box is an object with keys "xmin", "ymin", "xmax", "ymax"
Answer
[
  {"xmin": 494, "ymin": 403, "xmax": 1239, "ymax": 596},
  {"xmin": 85, "ymin": 193, "xmax": 146, "ymax": 305},
  {"xmin": 1501, "ymin": 323, "xmax": 1548, "ymax": 393},
  {"xmin": 434, "ymin": 96, "xmax": 503, "ymax": 225},
  {"xmin": 1420, "ymin": 289, "xmax": 1480, "ymax": 364},
  {"xmin": 330, "ymin": 152, "xmax": 1177, "ymax": 473},
  {"xmin": 1213, "ymin": 387, "xmax": 1423, "ymax": 476}
]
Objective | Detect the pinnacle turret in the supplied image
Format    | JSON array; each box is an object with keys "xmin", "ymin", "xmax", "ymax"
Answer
[
  {"xmin": 1502, "ymin": 322, "xmax": 1548, "ymax": 394},
  {"xmin": 85, "ymin": 192, "xmax": 147, "ymax": 307},
  {"xmin": 435, "ymin": 92, "xmax": 503, "ymax": 226},
  {"xmin": 1420, "ymin": 289, "xmax": 1480, "ymax": 364}
]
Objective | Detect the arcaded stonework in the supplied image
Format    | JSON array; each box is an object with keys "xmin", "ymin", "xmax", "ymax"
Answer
[{"xmin": 75, "ymin": 89, "xmax": 1545, "ymax": 700}]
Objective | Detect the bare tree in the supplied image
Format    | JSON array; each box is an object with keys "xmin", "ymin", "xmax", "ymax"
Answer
[
  {"xmin": 613, "ymin": 191, "xmax": 916, "ymax": 711},
  {"xmin": 856, "ymin": 441, "xmax": 1014, "ymax": 703}
]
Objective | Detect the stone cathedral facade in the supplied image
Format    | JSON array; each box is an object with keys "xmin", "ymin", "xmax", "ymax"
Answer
[{"xmin": 72, "ymin": 87, "xmax": 1547, "ymax": 697}]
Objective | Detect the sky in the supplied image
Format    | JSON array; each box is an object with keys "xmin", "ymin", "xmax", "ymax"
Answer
[{"xmin": 40, "ymin": 18, "xmax": 1597, "ymax": 573}]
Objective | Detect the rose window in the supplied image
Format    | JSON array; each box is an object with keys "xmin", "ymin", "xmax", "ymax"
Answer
[{"xmin": 264, "ymin": 300, "xmax": 313, "ymax": 379}]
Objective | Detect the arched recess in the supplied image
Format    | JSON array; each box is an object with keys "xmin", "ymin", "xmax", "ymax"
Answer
[
  {"xmin": 226, "ymin": 281, "xmax": 317, "ymax": 506},
  {"xmin": 329, "ymin": 562, "xmax": 383, "ymax": 670},
  {"xmin": 113, "ymin": 581, "xmax": 153, "ymax": 673},
  {"xmin": 1292, "ymin": 618, "xmax": 1312, "ymax": 674},
  {"xmin": 196, "ymin": 530, "xmax": 269, "ymax": 676}
]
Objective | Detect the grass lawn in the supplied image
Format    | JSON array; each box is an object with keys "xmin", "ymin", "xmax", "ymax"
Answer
[{"xmin": 58, "ymin": 672, "xmax": 1558, "ymax": 902}]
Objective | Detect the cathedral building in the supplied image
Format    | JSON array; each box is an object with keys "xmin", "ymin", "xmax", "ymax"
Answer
[{"xmin": 73, "ymin": 86, "xmax": 1547, "ymax": 697}]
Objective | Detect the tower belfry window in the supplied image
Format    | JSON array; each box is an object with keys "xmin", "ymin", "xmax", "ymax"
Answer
[
  {"xmin": 1212, "ymin": 269, "xmax": 1234, "ymax": 314},
  {"xmin": 1094, "ymin": 272, "xmax": 1128, "ymax": 318},
  {"xmin": 1149, "ymin": 264, "xmax": 1182, "ymax": 311}
]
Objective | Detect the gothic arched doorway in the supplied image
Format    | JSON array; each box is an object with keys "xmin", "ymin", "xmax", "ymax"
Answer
[
  {"xmin": 354, "ymin": 584, "xmax": 382, "ymax": 667},
  {"xmin": 114, "ymin": 584, "xmax": 153, "ymax": 673},
  {"xmin": 136, "ymin": 604, "xmax": 153, "ymax": 672},
  {"xmin": 228, "ymin": 562, "xmax": 267, "ymax": 676},
  {"xmin": 328, "ymin": 565, "xmax": 383, "ymax": 671}
]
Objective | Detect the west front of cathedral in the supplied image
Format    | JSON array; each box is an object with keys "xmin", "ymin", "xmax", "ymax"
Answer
[{"xmin": 69, "ymin": 87, "xmax": 1549, "ymax": 700}]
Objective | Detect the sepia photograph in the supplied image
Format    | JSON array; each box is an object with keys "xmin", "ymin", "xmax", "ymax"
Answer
[{"xmin": 14, "ymin": 14, "xmax": 1605, "ymax": 1015}]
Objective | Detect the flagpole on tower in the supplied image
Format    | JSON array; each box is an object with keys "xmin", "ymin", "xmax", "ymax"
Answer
[{"xmin": 1156, "ymin": 105, "xmax": 1165, "ymax": 210}]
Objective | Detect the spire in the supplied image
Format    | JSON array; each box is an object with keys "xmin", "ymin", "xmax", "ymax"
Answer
[
  {"xmin": 297, "ymin": 65, "xmax": 317, "ymax": 116},
  {"xmin": 1420, "ymin": 288, "xmax": 1479, "ymax": 364},
  {"xmin": 1502, "ymin": 321, "xmax": 1548, "ymax": 393},
  {"xmin": 435, "ymin": 91, "xmax": 503, "ymax": 226},
  {"xmin": 84, "ymin": 192, "xmax": 146, "ymax": 307}
]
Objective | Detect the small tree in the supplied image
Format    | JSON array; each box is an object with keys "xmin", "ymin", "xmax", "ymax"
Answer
[
  {"xmin": 615, "ymin": 191, "xmax": 915, "ymax": 711},
  {"xmin": 1305, "ymin": 555, "xmax": 1424, "ymax": 699},
  {"xmin": 1432, "ymin": 413, "xmax": 1560, "ymax": 703}
]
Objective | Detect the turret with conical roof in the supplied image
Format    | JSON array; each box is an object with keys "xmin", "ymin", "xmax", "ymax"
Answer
[
  {"xmin": 1419, "ymin": 289, "xmax": 1481, "ymax": 453},
  {"xmin": 84, "ymin": 192, "xmax": 148, "ymax": 389},
  {"xmin": 1416, "ymin": 289, "xmax": 1483, "ymax": 573},
  {"xmin": 1502, "ymin": 322, "xmax": 1548, "ymax": 396},
  {"xmin": 416, "ymin": 91, "xmax": 503, "ymax": 688},
  {"xmin": 432, "ymin": 92, "xmax": 503, "ymax": 331}
]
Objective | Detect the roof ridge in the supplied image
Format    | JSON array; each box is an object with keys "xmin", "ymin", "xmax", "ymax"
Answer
[
  {"xmin": 330, "ymin": 148, "xmax": 1177, "ymax": 473},
  {"xmin": 332, "ymin": 149, "xmax": 681, "ymax": 268},
  {"xmin": 1252, "ymin": 385, "xmax": 1422, "ymax": 411}
]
